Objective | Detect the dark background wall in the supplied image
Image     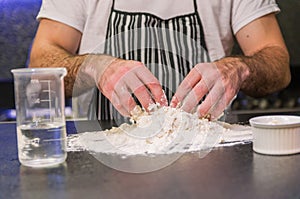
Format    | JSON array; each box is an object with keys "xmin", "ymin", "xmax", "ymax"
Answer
[
  {"xmin": 277, "ymin": 0, "xmax": 300, "ymax": 67},
  {"xmin": 0, "ymin": 0, "xmax": 41, "ymax": 79}
]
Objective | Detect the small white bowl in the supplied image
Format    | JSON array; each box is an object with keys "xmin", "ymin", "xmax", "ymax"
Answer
[{"xmin": 249, "ymin": 115, "xmax": 300, "ymax": 155}]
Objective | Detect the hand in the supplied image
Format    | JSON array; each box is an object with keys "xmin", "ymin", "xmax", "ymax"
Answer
[
  {"xmin": 26, "ymin": 79, "xmax": 42, "ymax": 108},
  {"xmin": 170, "ymin": 58, "xmax": 249, "ymax": 120},
  {"xmin": 83, "ymin": 55, "xmax": 168, "ymax": 117}
]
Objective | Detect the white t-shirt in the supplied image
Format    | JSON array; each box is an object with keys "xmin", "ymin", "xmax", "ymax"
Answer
[{"xmin": 37, "ymin": 0, "xmax": 280, "ymax": 61}]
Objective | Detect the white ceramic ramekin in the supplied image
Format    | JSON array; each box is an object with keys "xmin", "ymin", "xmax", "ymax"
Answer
[{"xmin": 249, "ymin": 115, "xmax": 300, "ymax": 155}]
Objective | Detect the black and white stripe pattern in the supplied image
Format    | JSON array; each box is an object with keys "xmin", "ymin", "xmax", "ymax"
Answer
[{"xmin": 98, "ymin": 2, "xmax": 209, "ymax": 121}]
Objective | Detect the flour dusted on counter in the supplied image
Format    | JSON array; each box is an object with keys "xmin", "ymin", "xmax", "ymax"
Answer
[{"xmin": 67, "ymin": 105, "xmax": 252, "ymax": 155}]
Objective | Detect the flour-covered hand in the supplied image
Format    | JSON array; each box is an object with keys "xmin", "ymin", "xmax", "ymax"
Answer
[
  {"xmin": 171, "ymin": 59, "xmax": 249, "ymax": 120},
  {"xmin": 83, "ymin": 55, "xmax": 167, "ymax": 117}
]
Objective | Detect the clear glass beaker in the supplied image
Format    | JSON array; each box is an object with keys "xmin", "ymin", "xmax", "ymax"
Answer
[{"xmin": 11, "ymin": 68, "xmax": 68, "ymax": 168}]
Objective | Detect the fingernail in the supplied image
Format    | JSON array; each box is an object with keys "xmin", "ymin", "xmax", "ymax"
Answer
[{"xmin": 170, "ymin": 97, "xmax": 177, "ymax": 107}]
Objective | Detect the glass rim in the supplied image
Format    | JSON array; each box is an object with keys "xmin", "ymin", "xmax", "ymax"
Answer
[{"xmin": 11, "ymin": 67, "xmax": 67, "ymax": 75}]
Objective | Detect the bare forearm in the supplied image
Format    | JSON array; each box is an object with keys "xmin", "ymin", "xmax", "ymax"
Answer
[
  {"xmin": 29, "ymin": 43, "xmax": 119, "ymax": 98},
  {"xmin": 240, "ymin": 46, "xmax": 290, "ymax": 96},
  {"xmin": 29, "ymin": 43, "xmax": 90, "ymax": 97},
  {"xmin": 216, "ymin": 46, "xmax": 291, "ymax": 97}
]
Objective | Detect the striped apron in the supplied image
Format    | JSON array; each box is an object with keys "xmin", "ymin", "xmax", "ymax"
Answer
[{"xmin": 93, "ymin": 0, "xmax": 210, "ymax": 123}]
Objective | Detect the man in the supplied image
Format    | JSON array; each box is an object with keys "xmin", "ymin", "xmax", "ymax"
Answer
[{"xmin": 29, "ymin": 0, "xmax": 291, "ymax": 121}]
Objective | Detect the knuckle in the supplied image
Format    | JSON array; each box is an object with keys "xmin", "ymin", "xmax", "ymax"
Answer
[
  {"xmin": 114, "ymin": 103, "xmax": 123, "ymax": 110},
  {"xmin": 134, "ymin": 85, "xmax": 148, "ymax": 94}
]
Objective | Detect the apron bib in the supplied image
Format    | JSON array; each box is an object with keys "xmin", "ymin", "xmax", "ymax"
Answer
[{"xmin": 95, "ymin": 0, "xmax": 209, "ymax": 122}]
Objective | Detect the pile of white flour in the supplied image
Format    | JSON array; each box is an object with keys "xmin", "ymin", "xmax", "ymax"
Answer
[{"xmin": 67, "ymin": 105, "xmax": 252, "ymax": 156}]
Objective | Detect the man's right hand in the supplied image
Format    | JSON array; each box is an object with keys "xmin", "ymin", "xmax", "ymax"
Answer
[{"xmin": 83, "ymin": 55, "xmax": 168, "ymax": 117}]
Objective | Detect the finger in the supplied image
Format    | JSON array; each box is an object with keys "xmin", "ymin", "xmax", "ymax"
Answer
[
  {"xmin": 135, "ymin": 67, "xmax": 168, "ymax": 106},
  {"xmin": 197, "ymin": 82, "xmax": 225, "ymax": 118},
  {"xmin": 170, "ymin": 95, "xmax": 180, "ymax": 108},
  {"xmin": 181, "ymin": 80, "xmax": 209, "ymax": 113},
  {"xmin": 110, "ymin": 91, "xmax": 131, "ymax": 117},
  {"xmin": 208, "ymin": 95, "xmax": 227, "ymax": 120},
  {"xmin": 133, "ymin": 85, "xmax": 155, "ymax": 111},
  {"xmin": 170, "ymin": 67, "xmax": 202, "ymax": 108},
  {"xmin": 111, "ymin": 78, "xmax": 139, "ymax": 116},
  {"xmin": 114, "ymin": 85, "xmax": 137, "ymax": 114},
  {"xmin": 146, "ymin": 82, "xmax": 168, "ymax": 106},
  {"xmin": 208, "ymin": 91, "xmax": 238, "ymax": 120},
  {"xmin": 124, "ymin": 73, "xmax": 155, "ymax": 111}
]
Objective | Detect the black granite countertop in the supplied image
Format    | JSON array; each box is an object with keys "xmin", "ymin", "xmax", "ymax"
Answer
[{"xmin": 1, "ymin": 120, "xmax": 300, "ymax": 199}]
